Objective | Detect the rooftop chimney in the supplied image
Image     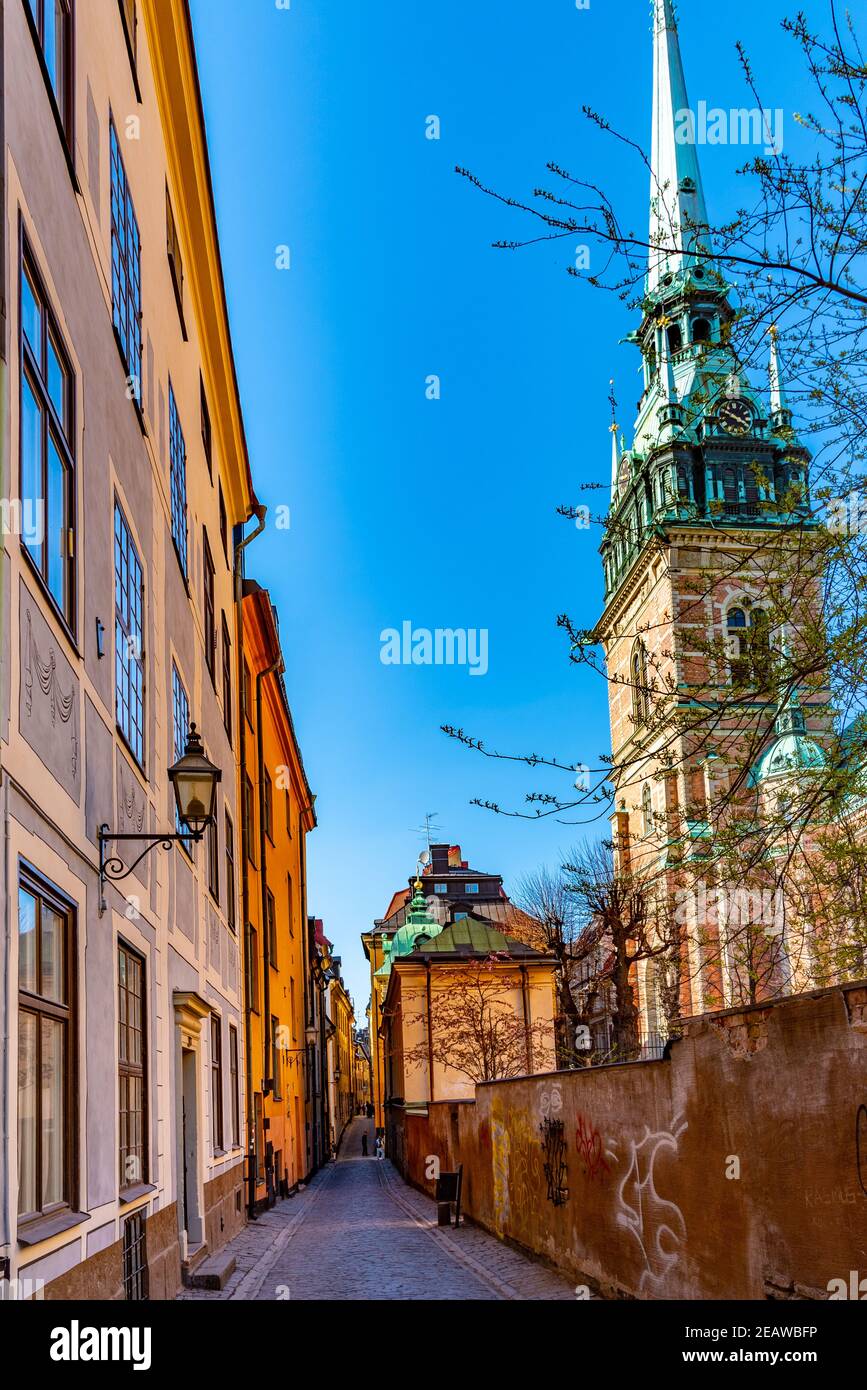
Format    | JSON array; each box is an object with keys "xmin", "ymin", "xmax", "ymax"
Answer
[{"xmin": 430, "ymin": 843, "xmax": 450, "ymax": 874}]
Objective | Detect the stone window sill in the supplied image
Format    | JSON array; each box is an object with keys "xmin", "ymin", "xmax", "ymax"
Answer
[
  {"xmin": 119, "ymin": 1183, "xmax": 156, "ymax": 1207},
  {"xmin": 18, "ymin": 1209, "xmax": 91, "ymax": 1247}
]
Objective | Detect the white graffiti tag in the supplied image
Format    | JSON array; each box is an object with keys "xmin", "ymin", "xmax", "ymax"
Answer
[
  {"xmin": 539, "ymin": 1084, "xmax": 563, "ymax": 1119},
  {"xmin": 615, "ymin": 1114, "xmax": 688, "ymax": 1293}
]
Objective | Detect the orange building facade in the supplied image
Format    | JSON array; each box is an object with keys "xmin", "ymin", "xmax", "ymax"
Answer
[{"xmin": 240, "ymin": 581, "xmax": 316, "ymax": 1211}]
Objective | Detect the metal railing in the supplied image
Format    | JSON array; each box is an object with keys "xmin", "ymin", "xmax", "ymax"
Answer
[{"xmin": 575, "ymin": 1030, "xmax": 670, "ymax": 1068}]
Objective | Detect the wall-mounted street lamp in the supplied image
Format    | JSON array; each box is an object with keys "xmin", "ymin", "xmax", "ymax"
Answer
[{"xmin": 98, "ymin": 723, "xmax": 221, "ymax": 916}]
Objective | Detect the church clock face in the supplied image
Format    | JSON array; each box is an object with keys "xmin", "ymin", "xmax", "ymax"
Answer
[{"xmin": 718, "ymin": 397, "xmax": 752, "ymax": 436}]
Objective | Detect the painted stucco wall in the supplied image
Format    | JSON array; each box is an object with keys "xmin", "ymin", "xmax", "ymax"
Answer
[
  {"xmin": 393, "ymin": 984, "xmax": 867, "ymax": 1300},
  {"xmin": 1, "ymin": 0, "xmax": 249, "ymax": 1292}
]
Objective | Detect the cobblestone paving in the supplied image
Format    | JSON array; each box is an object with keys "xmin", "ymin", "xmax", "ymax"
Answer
[{"xmin": 178, "ymin": 1117, "xmax": 579, "ymax": 1301}]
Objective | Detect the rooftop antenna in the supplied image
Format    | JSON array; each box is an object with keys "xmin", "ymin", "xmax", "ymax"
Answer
[{"xmin": 408, "ymin": 812, "xmax": 443, "ymax": 856}]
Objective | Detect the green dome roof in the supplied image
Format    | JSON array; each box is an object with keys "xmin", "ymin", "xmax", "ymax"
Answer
[
  {"xmin": 748, "ymin": 690, "xmax": 826, "ymax": 787},
  {"xmin": 374, "ymin": 880, "xmax": 442, "ymax": 979},
  {"xmin": 748, "ymin": 731, "xmax": 826, "ymax": 786}
]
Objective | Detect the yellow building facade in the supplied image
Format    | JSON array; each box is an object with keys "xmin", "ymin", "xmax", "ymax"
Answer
[
  {"xmin": 327, "ymin": 974, "xmax": 355, "ymax": 1151},
  {"xmin": 379, "ymin": 888, "xmax": 558, "ymax": 1109}
]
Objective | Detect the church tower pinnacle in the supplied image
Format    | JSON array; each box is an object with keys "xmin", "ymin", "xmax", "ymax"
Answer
[{"xmin": 648, "ymin": 0, "xmax": 711, "ymax": 293}]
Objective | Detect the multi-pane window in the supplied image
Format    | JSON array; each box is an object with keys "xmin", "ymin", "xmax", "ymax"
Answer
[
  {"xmin": 271, "ymin": 1016, "xmax": 282, "ymax": 1100},
  {"xmin": 122, "ymin": 1210, "xmax": 148, "ymax": 1301},
  {"xmin": 17, "ymin": 872, "xmax": 73, "ymax": 1223},
  {"xmin": 727, "ymin": 606, "xmax": 772, "ymax": 688},
  {"xmin": 263, "ymin": 771, "xmax": 273, "ymax": 841},
  {"xmin": 246, "ymin": 926, "xmax": 260, "ymax": 1014},
  {"xmin": 219, "ymin": 485, "xmax": 228, "ymax": 563},
  {"xmin": 229, "ymin": 1025, "xmax": 240, "ymax": 1148},
  {"xmin": 118, "ymin": 943, "xmax": 146, "ymax": 1191},
  {"xmin": 210, "ymin": 1014, "xmax": 223, "ymax": 1152},
  {"xmin": 642, "ymin": 783, "xmax": 654, "ymax": 838},
  {"xmin": 206, "ymin": 812, "xmax": 219, "ymax": 902},
  {"xmin": 243, "ymin": 774, "xmax": 256, "ymax": 864},
  {"xmin": 203, "ymin": 530, "xmax": 216, "ymax": 680},
  {"xmin": 119, "ymin": 0, "xmax": 138, "ymax": 66},
  {"xmin": 225, "ymin": 811, "xmax": 236, "ymax": 933},
  {"xmin": 254, "ymin": 1093, "xmax": 264, "ymax": 1182},
  {"xmin": 631, "ymin": 641, "xmax": 651, "ymax": 724},
  {"xmin": 114, "ymin": 502, "xmax": 145, "ymax": 766},
  {"xmin": 285, "ymin": 790, "xmax": 292, "ymax": 838},
  {"xmin": 20, "ymin": 242, "xmax": 75, "ymax": 627},
  {"xmin": 266, "ymin": 889, "xmax": 277, "ymax": 968},
  {"xmin": 110, "ymin": 119, "xmax": 142, "ymax": 401},
  {"xmin": 25, "ymin": 0, "xmax": 72, "ymax": 138},
  {"xmin": 221, "ymin": 615, "xmax": 232, "ymax": 740},
  {"xmin": 242, "ymin": 661, "xmax": 252, "ymax": 726},
  {"xmin": 166, "ymin": 186, "xmax": 185, "ymax": 330},
  {"xmin": 169, "ymin": 384, "xmax": 187, "ymax": 576},
  {"xmin": 287, "ymin": 873, "xmax": 294, "ymax": 938},
  {"xmin": 172, "ymin": 665, "xmax": 191, "ymax": 848},
  {"xmin": 200, "ymin": 375, "xmax": 212, "ymax": 476}
]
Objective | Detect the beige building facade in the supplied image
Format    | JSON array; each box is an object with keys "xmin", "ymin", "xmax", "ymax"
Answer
[{"xmin": 0, "ymin": 0, "xmax": 256, "ymax": 1298}]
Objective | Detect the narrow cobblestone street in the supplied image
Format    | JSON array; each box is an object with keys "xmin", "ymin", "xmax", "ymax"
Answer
[{"xmin": 179, "ymin": 1119, "xmax": 576, "ymax": 1301}]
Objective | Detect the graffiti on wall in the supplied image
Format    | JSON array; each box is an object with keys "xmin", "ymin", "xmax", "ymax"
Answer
[
  {"xmin": 575, "ymin": 1113, "xmax": 614, "ymax": 1183},
  {"xmin": 491, "ymin": 1116, "xmax": 511, "ymax": 1231},
  {"xmin": 539, "ymin": 1084, "xmax": 563, "ymax": 1120},
  {"xmin": 509, "ymin": 1112, "xmax": 544, "ymax": 1226},
  {"xmin": 540, "ymin": 1117, "xmax": 569, "ymax": 1207},
  {"xmin": 615, "ymin": 1113, "xmax": 688, "ymax": 1294}
]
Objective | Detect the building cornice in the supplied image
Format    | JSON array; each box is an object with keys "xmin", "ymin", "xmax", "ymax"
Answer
[{"xmin": 141, "ymin": 0, "xmax": 256, "ymax": 528}]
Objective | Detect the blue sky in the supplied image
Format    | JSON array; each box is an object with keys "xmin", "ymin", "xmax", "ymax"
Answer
[{"xmin": 189, "ymin": 0, "xmax": 821, "ymax": 1014}]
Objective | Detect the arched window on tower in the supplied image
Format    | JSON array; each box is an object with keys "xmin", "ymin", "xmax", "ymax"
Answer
[
  {"xmin": 641, "ymin": 782, "xmax": 653, "ymax": 838},
  {"xmin": 726, "ymin": 607, "xmax": 748, "ymax": 684},
  {"xmin": 727, "ymin": 605, "xmax": 772, "ymax": 688},
  {"xmin": 748, "ymin": 609, "xmax": 772, "ymax": 688},
  {"xmin": 666, "ymin": 323, "xmax": 683, "ymax": 354},
  {"xmin": 631, "ymin": 641, "xmax": 651, "ymax": 725},
  {"xmin": 692, "ymin": 317, "xmax": 712, "ymax": 344},
  {"xmin": 723, "ymin": 467, "xmax": 738, "ymax": 507}
]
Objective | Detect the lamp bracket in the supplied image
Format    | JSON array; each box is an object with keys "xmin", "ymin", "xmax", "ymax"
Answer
[{"xmin": 97, "ymin": 823, "xmax": 205, "ymax": 917}]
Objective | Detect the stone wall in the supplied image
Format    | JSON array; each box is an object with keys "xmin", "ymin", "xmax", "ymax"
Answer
[
  {"xmin": 389, "ymin": 984, "xmax": 867, "ymax": 1299},
  {"xmin": 203, "ymin": 1161, "xmax": 246, "ymax": 1257}
]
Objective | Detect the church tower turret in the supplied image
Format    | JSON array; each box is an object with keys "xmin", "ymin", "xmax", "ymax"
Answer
[{"xmin": 602, "ymin": 0, "xmax": 810, "ymax": 608}]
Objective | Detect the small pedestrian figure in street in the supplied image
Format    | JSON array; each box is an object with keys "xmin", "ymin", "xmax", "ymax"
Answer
[
  {"xmin": 375, "ymin": 1135, "xmax": 384, "ymax": 1160},
  {"xmin": 361, "ymin": 1133, "xmax": 368, "ymax": 1156}
]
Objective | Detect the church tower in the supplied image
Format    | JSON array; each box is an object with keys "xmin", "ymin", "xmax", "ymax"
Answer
[{"xmin": 595, "ymin": 0, "xmax": 823, "ymax": 1017}]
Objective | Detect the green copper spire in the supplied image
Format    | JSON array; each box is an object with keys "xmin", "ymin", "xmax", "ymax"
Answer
[{"xmin": 374, "ymin": 879, "xmax": 443, "ymax": 979}]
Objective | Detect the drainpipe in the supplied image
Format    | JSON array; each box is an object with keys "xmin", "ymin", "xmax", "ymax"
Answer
[
  {"xmin": 234, "ymin": 503, "xmax": 266, "ymax": 1218},
  {"xmin": 258, "ymin": 657, "xmax": 283, "ymax": 1093}
]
